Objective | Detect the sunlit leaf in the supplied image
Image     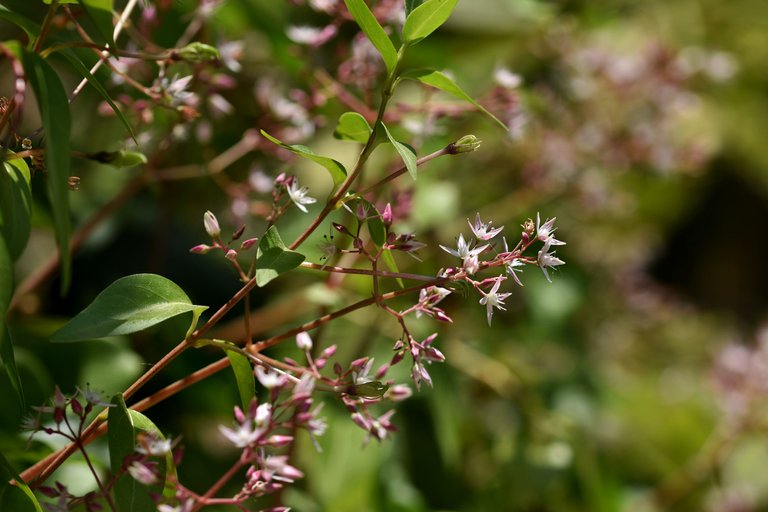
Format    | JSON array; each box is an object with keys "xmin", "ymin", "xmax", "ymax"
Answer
[
  {"xmin": 405, "ymin": 0, "xmax": 425, "ymax": 16},
  {"xmin": 382, "ymin": 123, "xmax": 418, "ymax": 180},
  {"xmin": 0, "ymin": 155, "xmax": 32, "ymax": 260},
  {"xmin": 403, "ymin": 68, "xmax": 507, "ymax": 130},
  {"xmin": 334, "ymin": 112, "xmax": 372, "ymax": 143},
  {"xmin": 226, "ymin": 350, "xmax": 255, "ymax": 411},
  {"xmin": 402, "ymin": 0, "xmax": 458, "ymax": 45},
  {"xmin": 255, "ymin": 226, "xmax": 306, "ymax": 287},
  {"xmin": 109, "ymin": 394, "xmax": 165, "ymax": 512},
  {"xmin": 343, "ymin": 0, "xmax": 398, "ymax": 73},
  {"xmin": 260, "ymin": 130, "xmax": 347, "ymax": 187},
  {"xmin": 51, "ymin": 274, "xmax": 208, "ymax": 342}
]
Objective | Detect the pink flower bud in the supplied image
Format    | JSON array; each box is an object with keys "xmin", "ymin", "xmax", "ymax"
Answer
[
  {"xmin": 382, "ymin": 203, "xmax": 393, "ymax": 225},
  {"xmin": 225, "ymin": 249, "xmax": 238, "ymax": 261},
  {"xmin": 321, "ymin": 344, "xmax": 337, "ymax": 358},
  {"xmin": 266, "ymin": 435, "xmax": 294, "ymax": 447},
  {"xmin": 190, "ymin": 244, "xmax": 212, "ymax": 254},
  {"xmin": 296, "ymin": 331, "xmax": 313, "ymax": 351},
  {"xmin": 203, "ymin": 211, "xmax": 220, "ymax": 238},
  {"xmin": 240, "ymin": 238, "xmax": 258, "ymax": 250}
]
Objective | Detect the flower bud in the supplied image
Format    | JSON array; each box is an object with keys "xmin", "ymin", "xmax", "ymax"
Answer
[
  {"xmin": 382, "ymin": 203, "xmax": 393, "ymax": 226},
  {"xmin": 225, "ymin": 249, "xmax": 238, "ymax": 261},
  {"xmin": 296, "ymin": 331, "xmax": 313, "ymax": 351},
  {"xmin": 232, "ymin": 224, "xmax": 245, "ymax": 241},
  {"xmin": 176, "ymin": 42, "xmax": 220, "ymax": 63},
  {"xmin": 203, "ymin": 211, "xmax": 220, "ymax": 238},
  {"xmin": 190, "ymin": 244, "xmax": 213, "ymax": 254},
  {"xmin": 240, "ymin": 238, "xmax": 258, "ymax": 251},
  {"xmin": 448, "ymin": 134, "xmax": 481, "ymax": 154}
]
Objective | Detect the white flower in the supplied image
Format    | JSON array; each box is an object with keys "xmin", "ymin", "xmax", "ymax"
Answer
[
  {"xmin": 468, "ymin": 213, "xmax": 504, "ymax": 241},
  {"xmin": 218, "ymin": 421, "xmax": 260, "ymax": 448},
  {"xmin": 440, "ymin": 234, "xmax": 488, "ymax": 261},
  {"xmin": 478, "ymin": 277, "xmax": 512, "ymax": 326},
  {"xmin": 286, "ymin": 178, "xmax": 317, "ymax": 213},
  {"xmin": 502, "ymin": 237, "xmax": 525, "ymax": 286},
  {"xmin": 255, "ymin": 366, "xmax": 284, "ymax": 389},
  {"xmin": 536, "ymin": 212, "xmax": 566, "ymax": 246},
  {"xmin": 537, "ymin": 239, "xmax": 565, "ymax": 283}
]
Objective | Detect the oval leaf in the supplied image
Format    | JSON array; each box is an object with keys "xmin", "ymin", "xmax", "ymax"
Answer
[
  {"xmin": 382, "ymin": 123, "xmax": 418, "ymax": 180},
  {"xmin": 0, "ymin": 156, "xmax": 32, "ymax": 260},
  {"xmin": 333, "ymin": 112, "xmax": 372, "ymax": 143},
  {"xmin": 260, "ymin": 130, "xmax": 347, "ymax": 187},
  {"xmin": 405, "ymin": 0, "xmax": 425, "ymax": 16},
  {"xmin": 403, "ymin": 68, "xmax": 507, "ymax": 130},
  {"xmin": 343, "ymin": 0, "xmax": 398, "ymax": 73},
  {"xmin": 109, "ymin": 394, "xmax": 166, "ymax": 512},
  {"xmin": 51, "ymin": 274, "xmax": 208, "ymax": 342},
  {"xmin": 402, "ymin": 0, "xmax": 458, "ymax": 44},
  {"xmin": 226, "ymin": 349, "xmax": 255, "ymax": 411},
  {"xmin": 255, "ymin": 226, "xmax": 306, "ymax": 287}
]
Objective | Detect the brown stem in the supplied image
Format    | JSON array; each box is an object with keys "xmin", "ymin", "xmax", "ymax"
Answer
[{"xmin": 33, "ymin": 0, "xmax": 60, "ymax": 53}]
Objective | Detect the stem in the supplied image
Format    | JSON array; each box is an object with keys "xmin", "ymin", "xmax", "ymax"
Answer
[
  {"xmin": 190, "ymin": 458, "xmax": 246, "ymax": 512},
  {"xmin": 288, "ymin": 47, "xmax": 407, "ymax": 250},
  {"xmin": 299, "ymin": 261, "xmax": 436, "ymax": 282},
  {"xmin": 33, "ymin": 0, "xmax": 60, "ymax": 53}
]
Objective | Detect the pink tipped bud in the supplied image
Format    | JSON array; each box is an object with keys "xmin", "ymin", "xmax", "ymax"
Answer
[
  {"xmin": 232, "ymin": 225, "xmax": 245, "ymax": 241},
  {"xmin": 333, "ymin": 362, "xmax": 343, "ymax": 375},
  {"xmin": 296, "ymin": 331, "xmax": 313, "ymax": 351},
  {"xmin": 266, "ymin": 435, "xmax": 294, "ymax": 447},
  {"xmin": 70, "ymin": 398, "xmax": 83, "ymax": 416},
  {"xmin": 321, "ymin": 344, "xmax": 337, "ymax": 358},
  {"xmin": 190, "ymin": 244, "xmax": 213, "ymax": 254},
  {"xmin": 382, "ymin": 203, "xmax": 393, "ymax": 226},
  {"xmin": 385, "ymin": 384, "xmax": 413, "ymax": 402},
  {"xmin": 225, "ymin": 249, "xmax": 238, "ymax": 261},
  {"xmin": 390, "ymin": 351, "xmax": 405, "ymax": 366},
  {"xmin": 375, "ymin": 363, "xmax": 389, "ymax": 379},
  {"xmin": 274, "ymin": 172, "xmax": 287, "ymax": 185},
  {"xmin": 203, "ymin": 211, "xmax": 220, "ymax": 238},
  {"xmin": 240, "ymin": 238, "xmax": 258, "ymax": 250},
  {"xmin": 350, "ymin": 357, "xmax": 369, "ymax": 371}
]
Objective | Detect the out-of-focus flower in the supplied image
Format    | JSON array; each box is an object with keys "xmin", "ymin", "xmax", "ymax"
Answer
[
  {"xmin": 296, "ymin": 331, "xmax": 313, "ymax": 351},
  {"xmin": 286, "ymin": 25, "xmax": 337, "ymax": 46},
  {"xmin": 479, "ymin": 276, "xmax": 511, "ymax": 326},
  {"xmin": 286, "ymin": 178, "xmax": 317, "ymax": 213}
]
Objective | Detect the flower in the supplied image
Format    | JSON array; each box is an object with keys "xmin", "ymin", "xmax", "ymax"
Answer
[
  {"xmin": 468, "ymin": 213, "xmax": 503, "ymax": 240},
  {"xmin": 536, "ymin": 212, "xmax": 566, "ymax": 246},
  {"xmin": 218, "ymin": 403, "xmax": 272, "ymax": 448},
  {"xmin": 203, "ymin": 210, "xmax": 220, "ymax": 238},
  {"xmin": 440, "ymin": 234, "xmax": 488, "ymax": 262},
  {"xmin": 502, "ymin": 237, "xmax": 525, "ymax": 286},
  {"xmin": 478, "ymin": 276, "xmax": 512, "ymax": 326},
  {"xmin": 286, "ymin": 178, "xmax": 317, "ymax": 213},
  {"xmin": 296, "ymin": 331, "xmax": 313, "ymax": 351},
  {"xmin": 537, "ymin": 239, "xmax": 565, "ymax": 283}
]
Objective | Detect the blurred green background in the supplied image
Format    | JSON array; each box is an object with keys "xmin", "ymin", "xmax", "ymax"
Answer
[{"xmin": 2, "ymin": 0, "xmax": 768, "ymax": 510}]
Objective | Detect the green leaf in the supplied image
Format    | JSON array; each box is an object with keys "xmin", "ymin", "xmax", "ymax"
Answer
[
  {"xmin": 260, "ymin": 130, "xmax": 347, "ymax": 187},
  {"xmin": 0, "ymin": 155, "xmax": 32, "ymax": 260},
  {"xmin": 16, "ymin": 45, "xmax": 73, "ymax": 292},
  {"xmin": 51, "ymin": 274, "xmax": 208, "ymax": 342},
  {"xmin": 343, "ymin": 0, "xmax": 398, "ymax": 73},
  {"xmin": 76, "ymin": 0, "xmax": 116, "ymax": 49},
  {"xmin": 333, "ymin": 112, "xmax": 372, "ymax": 143},
  {"xmin": 381, "ymin": 249, "xmax": 404, "ymax": 288},
  {"xmin": 382, "ymin": 123, "xmax": 418, "ymax": 180},
  {"xmin": 405, "ymin": 0, "xmax": 425, "ymax": 16},
  {"xmin": 367, "ymin": 211, "xmax": 387, "ymax": 248},
  {"xmin": 403, "ymin": 68, "xmax": 507, "ymax": 130},
  {"xmin": 0, "ymin": 236, "xmax": 24, "ymax": 410},
  {"xmin": 87, "ymin": 149, "xmax": 148, "ymax": 168},
  {"xmin": 58, "ymin": 49, "xmax": 137, "ymax": 144},
  {"xmin": 226, "ymin": 350, "xmax": 255, "ymax": 411},
  {"xmin": 254, "ymin": 226, "xmax": 306, "ymax": 287},
  {"xmin": 109, "ymin": 394, "xmax": 165, "ymax": 512},
  {"xmin": 402, "ymin": 0, "xmax": 458, "ymax": 44},
  {"xmin": 0, "ymin": 451, "xmax": 42, "ymax": 512},
  {"xmin": 0, "ymin": 7, "xmax": 41, "ymax": 42}
]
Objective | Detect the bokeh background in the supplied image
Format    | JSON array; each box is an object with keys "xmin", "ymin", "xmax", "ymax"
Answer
[{"xmin": 2, "ymin": 0, "xmax": 768, "ymax": 510}]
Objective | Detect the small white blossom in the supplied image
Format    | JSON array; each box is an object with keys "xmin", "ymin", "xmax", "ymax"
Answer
[
  {"xmin": 440, "ymin": 234, "xmax": 488, "ymax": 261},
  {"xmin": 296, "ymin": 331, "xmax": 313, "ymax": 351},
  {"xmin": 479, "ymin": 277, "xmax": 512, "ymax": 326},
  {"xmin": 536, "ymin": 212, "xmax": 566, "ymax": 246},
  {"xmin": 286, "ymin": 178, "xmax": 317, "ymax": 213},
  {"xmin": 255, "ymin": 366, "xmax": 284, "ymax": 389},
  {"xmin": 468, "ymin": 213, "xmax": 504, "ymax": 241},
  {"xmin": 537, "ymin": 239, "xmax": 566, "ymax": 283}
]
